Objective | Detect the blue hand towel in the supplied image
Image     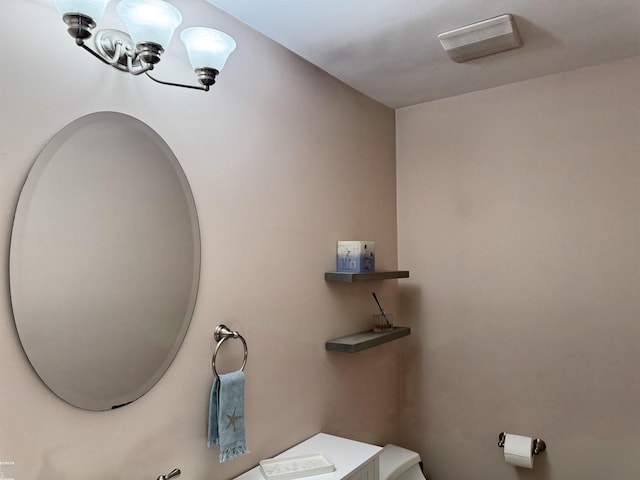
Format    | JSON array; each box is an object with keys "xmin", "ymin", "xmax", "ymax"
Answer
[{"xmin": 208, "ymin": 370, "xmax": 250, "ymax": 462}]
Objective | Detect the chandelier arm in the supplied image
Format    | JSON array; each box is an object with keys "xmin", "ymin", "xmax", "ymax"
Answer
[
  {"xmin": 144, "ymin": 72, "xmax": 210, "ymax": 92},
  {"xmin": 77, "ymin": 40, "xmax": 115, "ymax": 67},
  {"xmin": 126, "ymin": 54, "xmax": 154, "ymax": 76},
  {"xmin": 98, "ymin": 41, "xmax": 127, "ymax": 67},
  {"xmin": 78, "ymin": 40, "xmax": 133, "ymax": 70},
  {"xmin": 109, "ymin": 42, "xmax": 125, "ymax": 66}
]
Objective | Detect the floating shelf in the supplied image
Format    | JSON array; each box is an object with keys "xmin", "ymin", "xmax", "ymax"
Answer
[
  {"xmin": 326, "ymin": 327, "xmax": 411, "ymax": 353},
  {"xmin": 324, "ymin": 270, "xmax": 409, "ymax": 283}
]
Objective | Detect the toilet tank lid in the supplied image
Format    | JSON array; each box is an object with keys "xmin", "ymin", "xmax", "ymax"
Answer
[{"xmin": 379, "ymin": 445, "xmax": 422, "ymax": 480}]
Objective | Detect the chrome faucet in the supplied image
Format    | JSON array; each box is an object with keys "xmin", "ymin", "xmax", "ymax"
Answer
[{"xmin": 157, "ymin": 468, "xmax": 181, "ymax": 480}]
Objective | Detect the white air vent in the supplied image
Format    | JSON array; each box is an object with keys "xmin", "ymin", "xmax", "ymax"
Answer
[{"xmin": 438, "ymin": 14, "xmax": 522, "ymax": 63}]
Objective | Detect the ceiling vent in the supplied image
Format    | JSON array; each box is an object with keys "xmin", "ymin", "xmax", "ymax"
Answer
[{"xmin": 438, "ymin": 14, "xmax": 522, "ymax": 62}]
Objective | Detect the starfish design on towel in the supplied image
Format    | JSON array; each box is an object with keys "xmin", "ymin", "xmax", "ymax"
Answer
[{"xmin": 226, "ymin": 408, "xmax": 242, "ymax": 432}]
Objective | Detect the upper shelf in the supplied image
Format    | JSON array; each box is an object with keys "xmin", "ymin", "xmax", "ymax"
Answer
[{"xmin": 324, "ymin": 270, "xmax": 410, "ymax": 283}]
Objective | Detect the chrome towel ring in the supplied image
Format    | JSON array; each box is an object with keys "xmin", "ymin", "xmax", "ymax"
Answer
[{"xmin": 212, "ymin": 324, "xmax": 248, "ymax": 378}]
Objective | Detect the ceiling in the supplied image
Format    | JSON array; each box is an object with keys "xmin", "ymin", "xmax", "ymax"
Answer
[{"xmin": 206, "ymin": 0, "xmax": 640, "ymax": 109}]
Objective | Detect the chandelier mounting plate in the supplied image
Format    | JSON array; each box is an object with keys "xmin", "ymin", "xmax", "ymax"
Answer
[{"xmin": 95, "ymin": 29, "xmax": 141, "ymax": 71}]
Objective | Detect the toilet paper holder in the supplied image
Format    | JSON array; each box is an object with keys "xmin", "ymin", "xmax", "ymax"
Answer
[{"xmin": 498, "ymin": 432, "xmax": 546, "ymax": 455}]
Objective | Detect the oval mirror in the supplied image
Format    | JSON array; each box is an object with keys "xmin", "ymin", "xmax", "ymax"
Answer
[{"xmin": 9, "ymin": 112, "xmax": 200, "ymax": 410}]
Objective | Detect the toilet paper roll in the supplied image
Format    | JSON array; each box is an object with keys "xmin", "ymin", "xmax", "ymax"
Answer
[{"xmin": 503, "ymin": 434, "xmax": 534, "ymax": 469}]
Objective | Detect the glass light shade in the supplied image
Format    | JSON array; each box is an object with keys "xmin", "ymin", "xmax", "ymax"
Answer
[
  {"xmin": 180, "ymin": 27, "xmax": 236, "ymax": 72},
  {"xmin": 117, "ymin": 0, "xmax": 182, "ymax": 48},
  {"xmin": 54, "ymin": 0, "xmax": 111, "ymax": 21}
]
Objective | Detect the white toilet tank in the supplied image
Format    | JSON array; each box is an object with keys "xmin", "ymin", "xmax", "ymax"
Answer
[{"xmin": 378, "ymin": 444, "xmax": 428, "ymax": 480}]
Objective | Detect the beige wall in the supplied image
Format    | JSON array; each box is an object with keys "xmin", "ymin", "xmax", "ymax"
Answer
[
  {"xmin": 0, "ymin": 2, "xmax": 400, "ymax": 479},
  {"xmin": 3, "ymin": 2, "xmax": 638, "ymax": 479},
  {"xmin": 396, "ymin": 57, "xmax": 640, "ymax": 479}
]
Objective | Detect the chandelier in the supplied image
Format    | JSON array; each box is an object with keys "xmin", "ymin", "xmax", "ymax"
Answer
[{"xmin": 53, "ymin": 0, "xmax": 237, "ymax": 91}]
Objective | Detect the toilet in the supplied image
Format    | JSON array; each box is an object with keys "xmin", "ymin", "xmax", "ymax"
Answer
[{"xmin": 378, "ymin": 444, "xmax": 429, "ymax": 480}]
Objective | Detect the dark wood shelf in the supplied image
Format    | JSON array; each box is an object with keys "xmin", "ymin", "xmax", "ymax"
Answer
[
  {"xmin": 326, "ymin": 326, "xmax": 411, "ymax": 353},
  {"xmin": 324, "ymin": 270, "xmax": 409, "ymax": 283}
]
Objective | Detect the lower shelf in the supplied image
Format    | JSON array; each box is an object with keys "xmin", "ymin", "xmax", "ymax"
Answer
[{"xmin": 326, "ymin": 326, "xmax": 411, "ymax": 353}]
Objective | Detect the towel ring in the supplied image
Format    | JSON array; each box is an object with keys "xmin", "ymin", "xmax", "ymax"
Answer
[{"xmin": 212, "ymin": 324, "xmax": 248, "ymax": 378}]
